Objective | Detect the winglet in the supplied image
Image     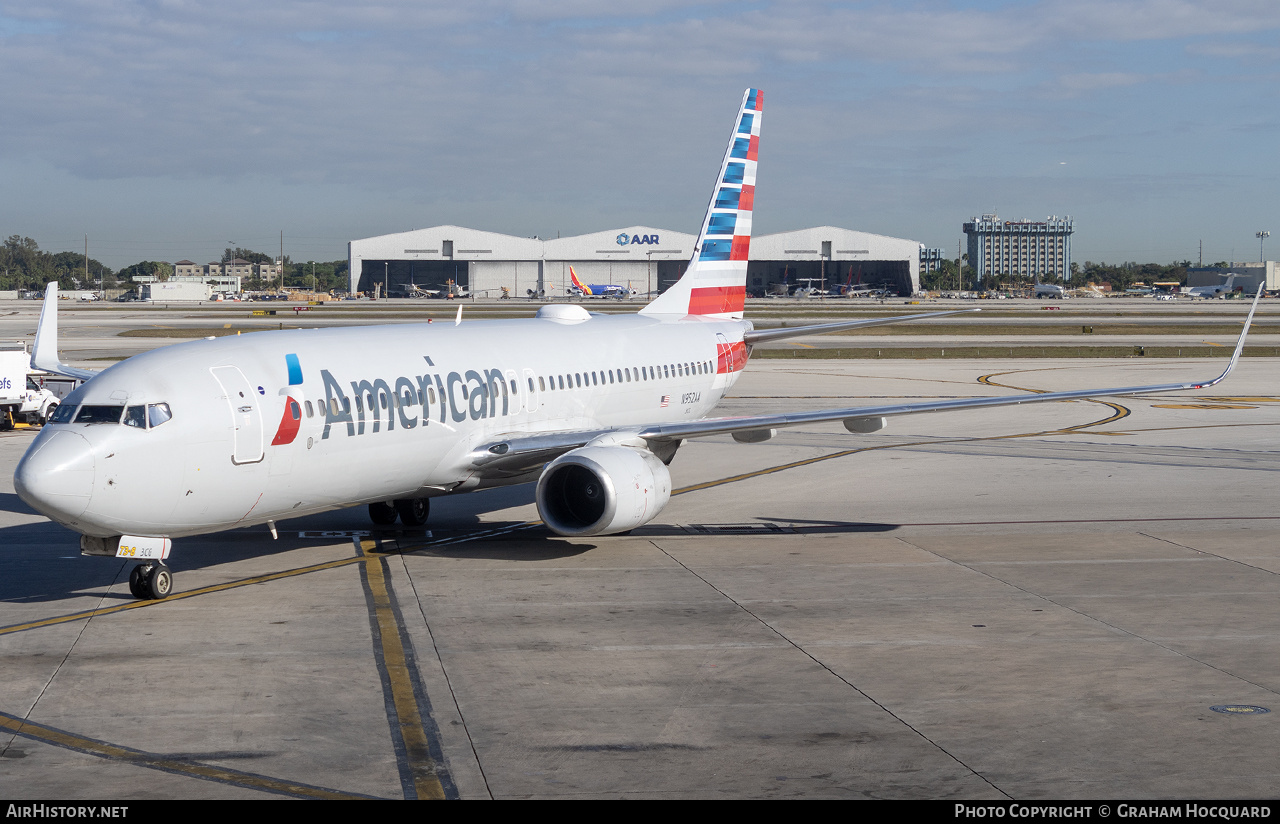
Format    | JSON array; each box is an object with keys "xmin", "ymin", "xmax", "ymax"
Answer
[
  {"xmin": 31, "ymin": 282, "xmax": 61, "ymax": 373},
  {"xmin": 1193, "ymin": 283, "xmax": 1262, "ymax": 390},
  {"xmin": 31, "ymin": 282, "xmax": 95, "ymax": 381}
]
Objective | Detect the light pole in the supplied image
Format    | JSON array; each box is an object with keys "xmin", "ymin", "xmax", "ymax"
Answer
[
  {"xmin": 309, "ymin": 261, "xmax": 315, "ymax": 294},
  {"xmin": 1258, "ymin": 231, "xmax": 1270, "ymax": 263}
]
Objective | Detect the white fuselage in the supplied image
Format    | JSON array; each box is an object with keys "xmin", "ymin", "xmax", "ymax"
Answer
[{"xmin": 15, "ymin": 311, "xmax": 751, "ymax": 539}]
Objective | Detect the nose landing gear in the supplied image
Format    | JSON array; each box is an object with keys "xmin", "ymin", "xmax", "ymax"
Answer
[{"xmin": 128, "ymin": 562, "xmax": 174, "ymax": 600}]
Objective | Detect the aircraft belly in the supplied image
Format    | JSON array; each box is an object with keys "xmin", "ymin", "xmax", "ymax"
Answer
[{"xmin": 268, "ymin": 421, "xmax": 459, "ymax": 511}]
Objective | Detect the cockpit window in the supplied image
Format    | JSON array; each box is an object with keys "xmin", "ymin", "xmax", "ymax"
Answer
[
  {"xmin": 147, "ymin": 403, "xmax": 173, "ymax": 428},
  {"xmin": 75, "ymin": 405, "xmax": 124, "ymax": 424},
  {"xmin": 49, "ymin": 404, "xmax": 77, "ymax": 424},
  {"xmin": 123, "ymin": 406, "xmax": 147, "ymax": 428}
]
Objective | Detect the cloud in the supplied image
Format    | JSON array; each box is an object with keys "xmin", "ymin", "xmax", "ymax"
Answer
[
  {"xmin": 1049, "ymin": 72, "xmax": 1150, "ymax": 96},
  {"xmin": 1187, "ymin": 40, "xmax": 1280, "ymax": 60},
  {"xmin": 2, "ymin": 0, "xmax": 1280, "ymax": 266},
  {"xmin": 1048, "ymin": 0, "xmax": 1280, "ymax": 41}
]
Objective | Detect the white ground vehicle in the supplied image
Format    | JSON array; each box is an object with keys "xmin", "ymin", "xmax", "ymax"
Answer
[{"xmin": 0, "ymin": 350, "xmax": 60, "ymax": 427}]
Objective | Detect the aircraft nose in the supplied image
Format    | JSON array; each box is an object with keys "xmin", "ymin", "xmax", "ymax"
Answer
[{"xmin": 15, "ymin": 431, "xmax": 96, "ymax": 522}]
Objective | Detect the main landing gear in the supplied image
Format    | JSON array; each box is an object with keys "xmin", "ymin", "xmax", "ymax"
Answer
[
  {"xmin": 368, "ymin": 497, "xmax": 430, "ymax": 527},
  {"xmin": 128, "ymin": 562, "xmax": 173, "ymax": 600}
]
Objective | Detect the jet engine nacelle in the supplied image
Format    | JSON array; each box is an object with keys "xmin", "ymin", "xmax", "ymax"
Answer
[{"xmin": 536, "ymin": 446, "xmax": 672, "ymax": 537}]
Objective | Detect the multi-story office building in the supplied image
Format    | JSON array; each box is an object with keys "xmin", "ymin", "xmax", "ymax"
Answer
[
  {"xmin": 919, "ymin": 246, "xmax": 944, "ymax": 273},
  {"xmin": 963, "ymin": 215, "xmax": 1073, "ymax": 284},
  {"xmin": 174, "ymin": 259, "xmax": 280, "ymax": 282}
]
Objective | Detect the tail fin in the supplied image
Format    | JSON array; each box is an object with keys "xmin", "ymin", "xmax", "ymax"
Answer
[
  {"xmin": 569, "ymin": 265, "xmax": 592, "ymax": 296},
  {"xmin": 640, "ymin": 88, "xmax": 761, "ymax": 319},
  {"xmin": 32, "ymin": 282, "xmax": 95, "ymax": 381}
]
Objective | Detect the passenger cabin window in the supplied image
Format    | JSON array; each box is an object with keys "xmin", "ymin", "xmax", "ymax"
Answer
[{"xmin": 305, "ymin": 400, "xmax": 314, "ymax": 418}]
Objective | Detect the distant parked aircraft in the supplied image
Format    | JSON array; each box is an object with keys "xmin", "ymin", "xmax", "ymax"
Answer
[
  {"xmin": 1033, "ymin": 274, "xmax": 1066, "ymax": 299},
  {"xmin": 1186, "ymin": 275, "xmax": 1239, "ymax": 300},
  {"xmin": 569, "ymin": 267, "xmax": 636, "ymax": 298}
]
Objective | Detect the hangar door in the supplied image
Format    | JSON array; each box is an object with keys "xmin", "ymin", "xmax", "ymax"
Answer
[{"xmin": 357, "ymin": 260, "xmax": 470, "ymax": 295}]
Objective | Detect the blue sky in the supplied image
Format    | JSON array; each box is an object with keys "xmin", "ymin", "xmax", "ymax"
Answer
[{"xmin": 2, "ymin": 1, "xmax": 1278, "ymax": 269}]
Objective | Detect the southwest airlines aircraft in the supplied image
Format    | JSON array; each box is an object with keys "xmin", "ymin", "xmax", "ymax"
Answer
[
  {"xmin": 14, "ymin": 89, "xmax": 1260, "ymax": 601},
  {"xmin": 568, "ymin": 266, "xmax": 635, "ymax": 298}
]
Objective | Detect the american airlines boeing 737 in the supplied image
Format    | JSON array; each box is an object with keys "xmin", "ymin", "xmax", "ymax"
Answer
[{"xmin": 14, "ymin": 88, "xmax": 1261, "ymax": 601}]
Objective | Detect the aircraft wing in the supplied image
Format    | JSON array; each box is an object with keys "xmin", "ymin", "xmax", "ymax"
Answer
[
  {"xmin": 469, "ymin": 287, "xmax": 1260, "ymax": 472},
  {"xmin": 743, "ymin": 308, "xmax": 978, "ymax": 345},
  {"xmin": 31, "ymin": 282, "xmax": 97, "ymax": 381}
]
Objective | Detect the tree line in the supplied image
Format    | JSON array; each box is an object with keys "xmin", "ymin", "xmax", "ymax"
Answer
[
  {"xmin": 920, "ymin": 258, "xmax": 1207, "ymax": 292},
  {"xmin": 0, "ymin": 236, "xmax": 115, "ymax": 291},
  {"xmin": 0, "ymin": 236, "xmax": 348, "ymax": 293}
]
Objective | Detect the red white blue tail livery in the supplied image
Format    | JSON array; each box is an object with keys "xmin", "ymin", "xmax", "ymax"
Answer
[{"xmin": 641, "ymin": 88, "xmax": 761, "ymax": 319}]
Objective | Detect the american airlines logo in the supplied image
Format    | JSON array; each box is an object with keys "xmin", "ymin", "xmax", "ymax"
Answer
[{"xmin": 317, "ymin": 363, "xmax": 516, "ymax": 441}]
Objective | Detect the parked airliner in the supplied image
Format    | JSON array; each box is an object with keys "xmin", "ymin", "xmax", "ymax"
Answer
[
  {"xmin": 1033, "ymin": 274, "xmax": 1066, "ymax": 299},
  {"xmin": 568, "ymin": 267, "xmax": 636, "ymax": 298},
  {"xmin": 13, "ymin": 88, "xmax": 1260, "ymax": 601},
  {"xmin": 1186, "ymin": 275, "xmax": 1239, "ymax": 299}
]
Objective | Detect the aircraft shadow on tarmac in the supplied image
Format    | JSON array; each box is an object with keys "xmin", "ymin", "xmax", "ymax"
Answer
[
  {"xmin": 0, "ymin": 479, "xmax": 900, "ymax": 605},
  {"xmin": 0, "ymin": 491, "xmax": 32, "ymax": 514},
  {"xmin": 0, "ymin": 484, "xmax": 593, "ymax": 604},
  {"xmin": 635, "ymin": 517, "xmax": 900, "ymax": 537}
]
